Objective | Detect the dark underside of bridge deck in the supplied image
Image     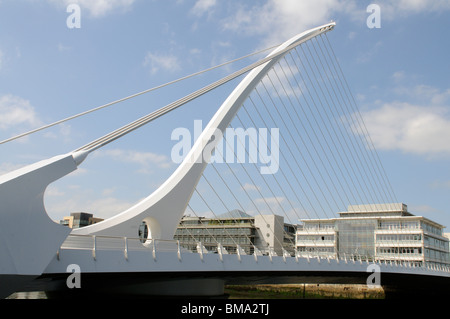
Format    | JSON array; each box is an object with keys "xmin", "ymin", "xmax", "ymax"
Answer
[{"xmin": 32, "ymin": 270, "xmax": 450, "ymax": 299}]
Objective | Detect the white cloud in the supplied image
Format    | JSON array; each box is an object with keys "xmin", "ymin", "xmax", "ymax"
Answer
[
  {"xmin": 47, "ymin": 0, "xmax": 136, "ymax": 18},
  {"xmin": 221, "ymin": 0, "xmax": 357, "ymax": 47},
  {"xmin": 356, "ymin": 41, "xmax": 383, "ymax": 64},
  {"xmin": 350, "ymin": 77, "xmax": 450, "ymax": 158},
  {"xmin": 391, "ymin": 71, "xmax": 406, "ymax": 83},
  {"xmin": 84, "ymin": 196, "xmax": 135, "ymax": 219},
  {"xmin": 97, "ymin": 148, "xmax": 173, "ymax": 174},
  {"xmin": 221, "ymin": 0, "xmax": 450, "ymax": 48},
  {"xmin": 191, "ymin": 0, "xmax": 217, "ymax": 16},
  {"xmin": 57, "ymin": 43, "xmax": 71, "ymax": 52},
  {"xmin": 253, "ymin": 196, "xmax": 286, "ymax": 214},
  {"xmin": 356, "ymin": 101, "xmax": 450, "ymax": 156},
  {"xmin": 347, "ymin": 31, "xmax": 357, "ymax": 40},
  {"xmin": 255, "ymin": 196, "xmax": 285, "ymax": 205},
  {"xmin": 42, "ymin": 123, "xmax": 72, "ymax": 143},
  {"xmin": 102, "ymin": 187, "xmax": 117, "ymax": 196},
  {"xmin": 0, "ymin": 94, "xmax": 75, "ymax": 145},
  {"xmin": 143, "ymin": 52, "xmax": 181, "ymax": 75},
  {"xmin": 46, "ymin": 185, "xmax": 65, "ymax": 197},
  {"xmin": 46, "ymin": 191, "xmax": 136, "ymax": 221},
  {"xmin": 396, "ymin": 85, "xmax": 450, "ymax": 106},
  {"xmin": 0, "ymin": 94, "xmax": 41, "ymax": 131},
  {"xmin": 241, "ymin": 183, "xmax": 261, "ymax": 192},
  {"xmin": 189, "ymin": 48, "xmax": 202, "ymax": 55}
]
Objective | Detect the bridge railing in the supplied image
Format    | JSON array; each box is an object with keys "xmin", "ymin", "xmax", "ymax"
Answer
[
  {"xmin": 59, "ymin": 234, "xmax": 293, "ymax": 262},
  {"xmin": 59, "ymin": 234, "xmax": 181, "ymax": 260},
  {"xmin": 58, "ymin": 234, "xmax": 450, "ymax": 273}
]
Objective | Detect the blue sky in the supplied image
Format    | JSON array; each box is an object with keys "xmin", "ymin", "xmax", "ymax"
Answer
[{"xmin": 0, "ymin": 0, "xmax": 450, "ymax": 229}]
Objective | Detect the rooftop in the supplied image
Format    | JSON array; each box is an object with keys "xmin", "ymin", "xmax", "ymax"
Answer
[
  {"xmin": 299, "ymin": 203, "xmax": 446, "ymax": 229},
  {"xmin": 346, "ymin": 203, "xmax": 408, "ymax": 213},
  {"xmin": 217, "ymin": 209, "xmax": 252, "ymax": 219},
  {"xmin": 338, "ymin": 203, "xmax": 414, "ymax": 217}
]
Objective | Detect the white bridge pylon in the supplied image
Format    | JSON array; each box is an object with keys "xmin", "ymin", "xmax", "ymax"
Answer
[
  {"xmin": 72, "ymin": 22, "xmax": 336, "ymax": 241},
  {"xmin": 0, "ymin": 23, "xmax": 336, "ymax": 296},
  {"xmin": 2, "ymin": 21, "xmax": 450, "ymax": 298}
]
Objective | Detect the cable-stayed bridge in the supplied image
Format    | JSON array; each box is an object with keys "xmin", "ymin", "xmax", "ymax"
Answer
[{"xmin": 0, "ymin": 22, "xmax": 449, "ymax": 299}]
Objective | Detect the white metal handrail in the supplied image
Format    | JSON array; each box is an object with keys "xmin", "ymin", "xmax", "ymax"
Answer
[{"xmin": 57, "ymin": 234, "xmax": 450, "ymax": 274}]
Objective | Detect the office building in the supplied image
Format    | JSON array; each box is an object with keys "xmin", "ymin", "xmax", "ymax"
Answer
[
  {"xmin": 296, "ymin": 203, "xmax": 450, "ymax": 267},
  {"xmin": 60, "ymin": 212, "xmax": 104, "ymax": 229},
  {"xmin": 173, "ymin": 209, "xmax": 296, "ymax": 255}
]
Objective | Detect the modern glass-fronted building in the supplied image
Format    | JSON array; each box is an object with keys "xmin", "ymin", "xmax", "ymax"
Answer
[{"xmin": 296, "ymin": 203, "xmax": 450, "ymax": 267}]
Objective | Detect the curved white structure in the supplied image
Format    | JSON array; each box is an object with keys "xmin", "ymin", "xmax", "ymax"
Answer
[
  {"xmin": 0, "ymin": 22, "xmax": 335, "ymax": 297},
  {"xmin": 3, "ymin": 22, "xmax": 450, "ymax": 299},
  {"xmin": 73, "ymin": 22, "xmax": 336, "ymax": 241},
  {"xmin": 0, "ymin": 152, "xmax": 86, "ymax": 297}
]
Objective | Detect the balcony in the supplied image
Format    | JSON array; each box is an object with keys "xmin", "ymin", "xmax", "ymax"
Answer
[{"xmin": 296, "ymin": 240, "xmax": 335, "ymax": 247}]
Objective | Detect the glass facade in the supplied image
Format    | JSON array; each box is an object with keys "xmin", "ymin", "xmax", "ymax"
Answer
[{"xmin": 336, "ymin": 219, "xmax": 377, "ymax": 259}]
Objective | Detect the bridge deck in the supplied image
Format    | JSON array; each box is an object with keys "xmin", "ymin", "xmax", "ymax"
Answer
[{"xmin": 17, "ymin": 235, "xmax": 448, "ymax": 297}]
